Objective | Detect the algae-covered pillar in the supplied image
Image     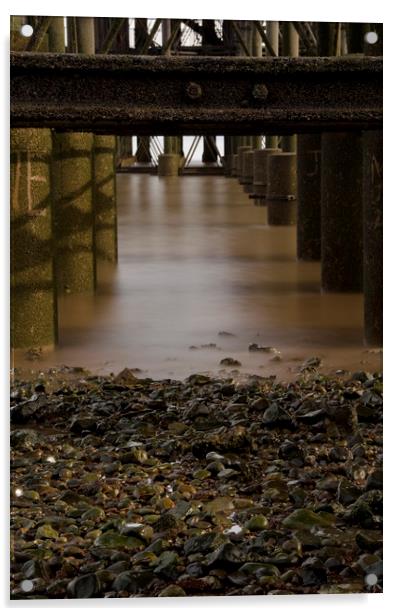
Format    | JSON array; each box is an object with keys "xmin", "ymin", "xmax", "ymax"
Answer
[
  {"xmin": 242, "ymin": 150, "xmax": 255, "ymax": 194},
  {"xmin": 76, "ymin": 16, "xmax": 95, "ymax": 54},
  {"xmin": 52, "ymin": 132, "xmax": 96, "ymax": 293},
  {"xmin": 321, "ymin": 133, "xmax": 363, "ymax": 292},
  {"xmin": 252, "ymin": 147, "xmax": 281, "ymax": 205},
  {"xmin": 297, "ymin": 134, "xmax": 322, "ymax": 260},
  {"xmin": 11, "ymin": 128, "xmax": 58, "ymax": 350},
  {"xmin": 267, "ymin": 152, "xmax": 297, "ymax": 225},
  {"xmin": 93, "ymin": 135, "xmax": 118, "ymax": 263},
  {"xmin": 363, "ymin": 131, "xmax": 383, "ymax": 346},
  {"xmin": 237, "ymin": 145, "xmax": 252, "ymax": 185},
  {"xmin": 48, "ymin": 16, "xmax": 65, "ymax": 52}
]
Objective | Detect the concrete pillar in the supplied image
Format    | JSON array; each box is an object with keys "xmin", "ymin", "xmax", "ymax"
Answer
[
  {"xmin": 117, "ymin": 136, "xmax": 135, "ymax": 167},
  {"xmin": 317, "ymin": 23, "xmax": 335, "ymax": 56},
  {"xmin": 93, "ymin": 135, "xmax": 118, "ymax": 263},
  {"xmin": 10, "ymin": 16, "xmax": 26, "ymax": 51},
  {"xmin": 158, "ymin": 154, "xmax": 180, "ymax": 176},
  {"xmin": 223, "ymin": 136, "xmax": 232, "ymax": 175},
  {"xmin": 52, "ymin": 132, "xmax": 96, "ymax": 293},
  {"xmin": 11, "ymin": 128, "xmax": 58, "ymax": 349},
  {"xmin": 321, "ymin": 133, "xmax": 363, "ymax": 292},
  {"xmin": 347, "ymin": 23, "xmax": 366, "ymax": 54},
  {"xmin": 267, "ymin": 21, "xmax": 279, "ymax": 55},
  {"xmin": 242, "ymin": 150, "xmax": 254, "ymax": 194},
  {"xmin": 252, "ymin": 147, "xmax": 281, "ymax": 205},
  {"xmin": 76, "ymin": 17, "xmax": 95, "ymax": 53},
  {"xmin": 237, "ymin": 145, "xmax": 252, "ymax": 184},
  {"xmin": 363, "ymin": 130, "xmax": 382, "ymax": 346},
  {"xmin": 48, "ymin": 17, "xmax": 65, "ymax": 52},
  {"xmin": 297, "ymin": 134, "xmax": 322, "ymax": 260},
  {"xmin": 164, "ymin": 136, "xmax": 179, "ymax": 154},
  {"xmin": 267, "ymin": 152, "xmax": 297, "ymax": 226},
  {"xmin": 231, "ymin": 154, "xmax": 238, "ymax": 177}
]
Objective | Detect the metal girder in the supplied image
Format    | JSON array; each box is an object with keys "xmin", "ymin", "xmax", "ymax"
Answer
[{"xmin": 10, "ymin": 52, "xmax": 382, "ymax": 135}]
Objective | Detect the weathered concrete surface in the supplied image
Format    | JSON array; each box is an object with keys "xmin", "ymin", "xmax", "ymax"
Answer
[
  {"xmin": 158, "ymin": 153, "xmax": 180, "ymax": 176},
  {"xmin": 242, "ymin": 150, "xmax": 254, "ymax": 193},
  {"xmin": 252, "ymin": 147, "xmax": 281, "ymax": 204},
  {"xmin": 267, "ymin": 152, "xmax": 297, "ymax": 226},
  {"xmin": 297, "ymin": 134, "xmax": 321, "ymax": 260},
  {"xmin": 11, "ymin": 53, "xmax": 382, "ymax": 134},
  {"xmin": 10, "ymin": 128, "xmax": 57, "ymax": 349},
  {"xmin": 93, "ymin": 135, "xmax": 117, "ymax": 263},
  {"xmin": 363, "ymin": 130, "xmax": 383, "ymax": 346},
  {"xmin": 231, "ymin": 154, "xmax": 238, "ymax": 177},
  {"xmin": 237, "ymin": 146, "xmax": 252, "ymax": 184},
  {"xmin": 321, "ymin": 132, "xmax": 363, "ymax": 292},
  {"xmin": 52, "ymin": 132, "xmax": 96, "ymax": 293}
]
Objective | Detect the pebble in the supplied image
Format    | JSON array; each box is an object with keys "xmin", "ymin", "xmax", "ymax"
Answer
[{"xmin": 10, "ymin": 369, "xmax": 382, "ymax": 598}]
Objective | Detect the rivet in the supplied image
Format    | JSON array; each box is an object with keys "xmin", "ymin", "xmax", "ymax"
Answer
[
  {"xmin": 252, "ymin": 84, "xmax": 269, "ymax": 101},
  {"xmin": 185, "ymin": 82, "xmax": 202, "ymax": 100}
]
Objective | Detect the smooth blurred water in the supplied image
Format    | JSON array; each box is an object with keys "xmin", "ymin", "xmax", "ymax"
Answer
[{"xmin": 13, "ymin": 174, "xmax": 382, "ymax": 380}]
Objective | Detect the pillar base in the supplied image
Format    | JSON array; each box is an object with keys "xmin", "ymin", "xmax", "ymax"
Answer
[
  {"xmin": 268, "ymin": 201, "xmax": 297, "ymax": 225},
  {"xmin": 267, "ymin": 152, "xmax": 297, "ymax": 226},
  {"xmin": 158, "ymin": 154, "xmax": 180, "ymax": 176}
]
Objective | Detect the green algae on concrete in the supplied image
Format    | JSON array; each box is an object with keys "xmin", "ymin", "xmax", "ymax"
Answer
[
  {"xmin": 297, "ymin": 134, "xmax": 321, "ymax": 261},
  {"xmin": 267, "ymin": 152, "xmax": 297, "ymax": 226},
  {"xmin": 52, "ymin": 132, "xmax": 96, "ymax": 294},
  {"xmin": 363, "ymin": 130, "xmax": 382, "ymax": 347},
  {"xmin": 10, "ymin": 128, "xmax": 58, "ymax": 350},
  {"xmin": 93, "ymin": 135, "xmax": 117, "ymax": 263},
  {"xmin": 158, "ymin": 153, "xmax": 180, "ymax": 176},
  {"xmin": 321, "ymin": 132, "xmax": 363, "ymax": 292}
]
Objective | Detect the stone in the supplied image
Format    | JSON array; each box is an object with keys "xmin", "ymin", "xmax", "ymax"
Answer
[
  {"xmin": 282, "ymin": 508, "xmax": 336, "ymax": 530},
  {"xmin": 337, "ymin": 478, "xmax": 363, "ymax": 505},
  {"xmin": 184, "ymin": 532, "xmax": 222, "ymax": 556},
  {"xmin": 365, "ymin": 469, "xmax": 383, "ymax": 491},
  {"xmin": 220, "ymin": 358, "xmax": 242, "ymax": 367},
  {"xmin": 206, "ymin": 542, "xmax": 243, "ymax": 569},
  {"xmin": 94, "ymin": 531, "xmax": 145, "ymax": 550},
  {"xmin": 154, "ymin": 551, "xmax": 179, "ymax": 577},
  {"xmin": 158, "ymin": 584, "xmax": 187, "ymax": 597},
  {"xmin": 278, "ymin": 441, "xmax": 304, "ymax": 462},
  {"xmin": 67, "ymin": 574, "xmax": 99, "ymax": 599},
  {"xmin": 262, "ymin": 403, "xmax": 295, "ymax": 430},
  {"xmin": 244, "ymin": 515, "xmax": 268, "ymax": 532}
]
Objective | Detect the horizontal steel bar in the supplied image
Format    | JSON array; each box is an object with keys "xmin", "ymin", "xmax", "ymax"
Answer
[{"xmin": 10, "ymin": 52, "xmax": 382, "ymax": 135}]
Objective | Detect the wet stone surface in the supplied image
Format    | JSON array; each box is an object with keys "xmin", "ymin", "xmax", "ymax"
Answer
[{"xmin": 10, "ymin": 369, "xmax": 382, "ymax": 598}]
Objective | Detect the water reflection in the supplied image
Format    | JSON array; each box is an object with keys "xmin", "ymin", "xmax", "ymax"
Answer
[{"xmin": 13, "ymin": 174, "xmax": 382, "ymax": 380}]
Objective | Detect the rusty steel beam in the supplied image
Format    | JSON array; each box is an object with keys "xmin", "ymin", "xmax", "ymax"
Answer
[{"xmin": 10, "ymin": 52, "xmax": 382, "ymax": 135}]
